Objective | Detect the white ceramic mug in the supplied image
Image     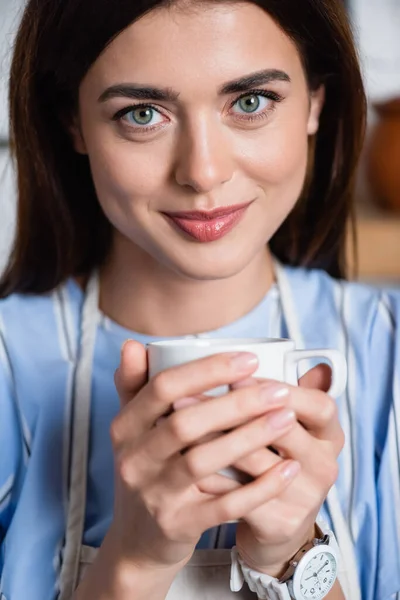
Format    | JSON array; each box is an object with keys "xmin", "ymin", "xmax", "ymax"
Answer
[
  {"xmin": 147, "ymin": 338, "xmax": 347, "ymax": 491},
  {"xmin": 148, "ymin": 337, "xmax": 347, "ymax": 397}
]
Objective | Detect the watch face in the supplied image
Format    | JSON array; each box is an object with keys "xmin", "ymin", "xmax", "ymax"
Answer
[{"xmin": 293, "ymin": 546, "xmax": 337, "ymax": 600}]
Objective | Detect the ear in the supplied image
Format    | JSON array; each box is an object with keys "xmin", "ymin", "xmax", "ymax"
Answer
[
  {"xmin": 307, "ymin": 85, "xmax": 325, "ymax": 136},
  {"xmin": 69, "ymin": 116, "xmax": 88, "ymax": 155}
]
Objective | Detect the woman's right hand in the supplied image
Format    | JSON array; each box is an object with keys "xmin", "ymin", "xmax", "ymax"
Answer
[{"xmin": 109, "ymin": 340, "xmax": 300, "ymax": 572}]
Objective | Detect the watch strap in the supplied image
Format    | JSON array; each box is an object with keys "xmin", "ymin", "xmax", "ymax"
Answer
[
  {"xmin": 279, "ymin": 524, "xmax": 328, "ymax": 584},
  {"xmin": 230, "ymin": 547, "xmax": 291, "ymax": 599}
]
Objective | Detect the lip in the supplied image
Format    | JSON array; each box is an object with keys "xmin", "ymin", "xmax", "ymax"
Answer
[
  {"xmin": 165, "ymin": 201, "xmax": 253, "ymax": 221},
  {"xmin": 163, "ymin": 201, "xmax": 253, "ymax": 243}
]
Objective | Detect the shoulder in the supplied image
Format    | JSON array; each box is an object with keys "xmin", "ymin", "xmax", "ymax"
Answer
[
  {"xmin": 282, "ymin": 263, "xmax": 381, "ymax": 303},
  {"xmin": 0, "ymin": 279, "xmax": 83, "ymax": 360},
  {"xmin": 282, "ymin": 263, "xmax": 396, "ymax": 332},
  {"xmin": 283, "ymin": 265, "xmax": 400, "ymax": 412},
  {"xmin": 0, "ymin": 280, "xmax": 84, "ymax": 463}
]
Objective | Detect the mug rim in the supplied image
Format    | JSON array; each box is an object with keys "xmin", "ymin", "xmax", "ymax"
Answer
[{"xmin": 147, "ymin": 337, "xmax": 293, "ymax": 348}]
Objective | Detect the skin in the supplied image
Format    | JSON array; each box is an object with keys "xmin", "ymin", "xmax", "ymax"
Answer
[{"xmin": 72, "ymin": 2, "xmax": 344, "ymax": 599}]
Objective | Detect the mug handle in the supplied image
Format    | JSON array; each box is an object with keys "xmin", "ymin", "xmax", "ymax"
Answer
[{"xmin": 284, "ymin": 349, "xmax": 347, "ymax": 398}]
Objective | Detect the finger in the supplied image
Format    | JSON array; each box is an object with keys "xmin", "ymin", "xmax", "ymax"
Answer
[
  {"xmin": 139, "ymin": 459, "xmax": 299, "ymax": 543},
  {"xmin": 113, "ymin": 351, "xmax": 259, "ymax": 440},
  {"xmin": 233, "ymin": 446, "xmax": 282, "ymax": 478},
  {"xmin": 156, "ymin": 408, "xmax": 296, "ymax": 490},
  {"xmin": 270, "ymin": 423, "xmax": 339, "ymax": 492},
  {"xmin": 235, "ymin": 378, "xmax": 342, "ymax": 443},
  {"xmin": 144, "ymin": 382, "xmax": 288, "ymax": 462},
  {"xmin": 232, "ymin": 447, "xmax": 321, "ymax": 538},
  {"xmin": 147, "ymin": 384, "xmax": 294, "ymax": 462},
  {"xmin": 230, "ymin": 376, "xmax": 259, "ymax": 390},
  {"xmin": 173, "ymin": 396, "xmax": 202, "ymax": 411},
  {"xmin": 198, "ymin": 460, "xmax": 301, "ymax": 528},
  {"xmin": 285, "ymin": 385, "xmax": 343, "ymax": 443},
  {"xmin": 231, "ymin": 364, "xmax": 331, "ymax": 394},
  {"xmin": 115, "ymin": 340, "xmax": 148, "ymax": 407},
  {"xmin": 232, "ymin": 365, "xmax": 339, "ymax": 437},
  {"xmin": 147, "ymin": 351, "xmax": 259, "ymax": 402},
  {"xmin": 299, "ymin": 363, "xmax": 332, "ymax": 393},
  {"xmin": 168, "ymin": 379, "xmax": 288, "ymax": 441},
  {"xmin": 197, "ymin": 473, "xmax": 243, "ymax": 495},
  {"xmin": 230, "ymin": 427, "xmax": 338, "ymax": 524},
  {"xmin": 231, "ymin": 422, "xmax": 336, "ymax": 479}
]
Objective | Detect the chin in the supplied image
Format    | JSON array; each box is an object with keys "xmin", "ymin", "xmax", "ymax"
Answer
[
  {"xmin": 163, "ymin": 246, "xmax": 259, "ymax": 282},
  {"xmin": 176, "ymin": 265, "xmax": 243, "ymax": 282}
]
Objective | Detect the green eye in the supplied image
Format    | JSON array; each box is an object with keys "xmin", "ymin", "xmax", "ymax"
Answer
[
  {"xmin": 237, "ymin": 94, "xmax": 261, "ymax": 113},
  {"xmin": 128, "ymin": 107, "xmax": 155, "ymax": 125}
]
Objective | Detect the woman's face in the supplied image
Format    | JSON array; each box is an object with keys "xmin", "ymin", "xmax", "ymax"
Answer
[{"xmin": 75, "ymin": 1, "xmax": 324, "ymax": 280}]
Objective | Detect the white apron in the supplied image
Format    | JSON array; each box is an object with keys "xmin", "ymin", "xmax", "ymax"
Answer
[{"xmin": 57, "ymin": 262, "xmax": 361, "ymax": 600}]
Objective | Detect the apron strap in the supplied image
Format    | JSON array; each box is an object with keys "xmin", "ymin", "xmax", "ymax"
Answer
[
  {"xmin": 58, "ymin": 273, "xmax": 100, "ymax": 600},
  {"xmin": 273, "ymin": 259, "xmax": 361, "ymax": 600}
]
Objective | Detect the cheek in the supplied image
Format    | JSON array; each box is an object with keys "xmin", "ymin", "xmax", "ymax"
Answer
[
  {"xmin": 239, "ymin": 114, "xmax": 310, "ymax": 200},
  {"xmin": 81, "ymin": 122, "xmax": 172, "ymax": 215},
  {"xmin": 90, "ymin": 145, "xmax": 165, "ymax": 202}
]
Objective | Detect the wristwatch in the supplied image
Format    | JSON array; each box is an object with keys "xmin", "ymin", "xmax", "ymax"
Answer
[{"xmin": 230, "ymin": 520, "xmax": 338, "ymax": 600}]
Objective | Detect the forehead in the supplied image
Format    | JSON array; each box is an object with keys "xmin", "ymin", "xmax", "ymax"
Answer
[{"xmin": 85, "ymin": 2, "xmax": 305, "ymax": 95}]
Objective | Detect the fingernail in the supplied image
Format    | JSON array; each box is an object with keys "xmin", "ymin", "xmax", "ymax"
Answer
[
  {"xmin": 173, "ymin": 397, "xmax": 200, "ymax": 411},
  {"xmin": 281, "ymin": 460, "xmax": 301, "ymax": 481},
  {"xmin": 260, "ymin": 382, "xmax": 289, "ymax": 404},
  {"xmin": 268, "ymin": 409, "xmax": 296, "ymax": 430},
  {"xmin": 230, "ymin": 352, "xmax": 259, "ymax": 374}
]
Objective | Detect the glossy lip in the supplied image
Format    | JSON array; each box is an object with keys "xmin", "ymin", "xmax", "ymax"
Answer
[
  {"xmin": 163, "ymin": 201, "xmax": 253, "ymax": 243},
  {"xmin": 164, "ymin": 200, "xmax": 254, "ymax": 221}
]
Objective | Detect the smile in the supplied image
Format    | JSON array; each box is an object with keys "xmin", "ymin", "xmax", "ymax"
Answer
[{"xmin": 163, "ymin": 201, "xmax": 253, "ymax": 243}]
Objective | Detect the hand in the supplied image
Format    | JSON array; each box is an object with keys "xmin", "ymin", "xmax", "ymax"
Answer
[
  {"xmin": 305, "ymin": 560, "xmax": 329, "ymax": 581},
  {"xmin": 109, "ymin": 341, "xmax": 301, "ymax": 572},
  {"xmin": 226, "ymin": 366, "xmax": 344, "ymax": 576},
  {"xmin": 317, "ymin": 561, "xmax": 329, "ymax": 575}
]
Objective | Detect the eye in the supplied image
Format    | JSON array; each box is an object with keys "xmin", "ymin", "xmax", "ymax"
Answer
[
  {"xmin": 229, "ymin": 90, "xmax": 283, "ymax": 122},
  {"xmin": 123, "ymin": 106, "xmax": 164, "ymax": 127},
  {"xmin": 232, "ymin": 93, "xmax": 271, "ymax": 115}
]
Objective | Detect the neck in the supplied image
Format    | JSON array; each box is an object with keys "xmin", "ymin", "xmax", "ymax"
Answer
[{"xmin": 99, "ymin": 237, "xmax": 275, "ymax": 337}]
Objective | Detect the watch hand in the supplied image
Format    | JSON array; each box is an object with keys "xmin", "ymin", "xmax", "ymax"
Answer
[{"xmin": 316, "ymin": 561, "xmax": 329, "ymax": 575}]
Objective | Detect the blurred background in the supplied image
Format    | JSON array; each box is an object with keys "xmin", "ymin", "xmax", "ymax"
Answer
[{"xmin": 0, "ymin": 0, "xmax": 400, "ymax": 284}]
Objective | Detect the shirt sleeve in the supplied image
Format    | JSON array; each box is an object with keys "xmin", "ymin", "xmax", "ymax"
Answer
[
  {"xmin": 369, "ymin": 291, "xmax": 400, "ymax": 600},
  {"xmin": 0, "ymin": 328, "xmax": 23, "ymax": 573}
]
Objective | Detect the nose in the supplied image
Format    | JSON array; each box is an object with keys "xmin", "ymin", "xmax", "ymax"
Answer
[{"xmin": 174, "ymin": 116, "xmax": 234, "ymax": 193}]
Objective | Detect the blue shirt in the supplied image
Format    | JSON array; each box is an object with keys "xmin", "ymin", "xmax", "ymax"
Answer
[{"xmin": 0, "ymin": 265, "xmax": 400, "ymax": 599}]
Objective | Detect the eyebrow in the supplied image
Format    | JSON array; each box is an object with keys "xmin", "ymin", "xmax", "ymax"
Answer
[
  {"xmin": 219, "ymin": 69, "xmax": 291, "ymax": 94},
  {"xmin": 98, "ymin": 69, "xmax": 291, "ymax": 103},
  {"xmin": 98, "ymin": 85, "xmax": 179, "ymax": 103}
]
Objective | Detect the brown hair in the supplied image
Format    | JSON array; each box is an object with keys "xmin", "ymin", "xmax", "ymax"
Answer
[{"xmin": 0, "ymin": 0, "xmax": 366, "ymax": 297}]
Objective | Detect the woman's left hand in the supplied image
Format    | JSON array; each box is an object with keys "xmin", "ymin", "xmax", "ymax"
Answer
[{"xmin": 203, "ymin": 364, "xmax": 345, "ymax": 576}]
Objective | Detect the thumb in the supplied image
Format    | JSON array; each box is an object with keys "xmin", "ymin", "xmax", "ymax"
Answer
[
  {"xmin": 114, "ymin": 340, "xmax": 148, "ymax": 407},
  {"xmin": 299, "ymin": 363, "xmax": 332, "ymax": 393}
]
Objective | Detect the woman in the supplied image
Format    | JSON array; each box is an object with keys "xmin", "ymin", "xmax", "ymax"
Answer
[{"xmin": 0, "ymin": 1, "xmax": 399, "ymax": 599}]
